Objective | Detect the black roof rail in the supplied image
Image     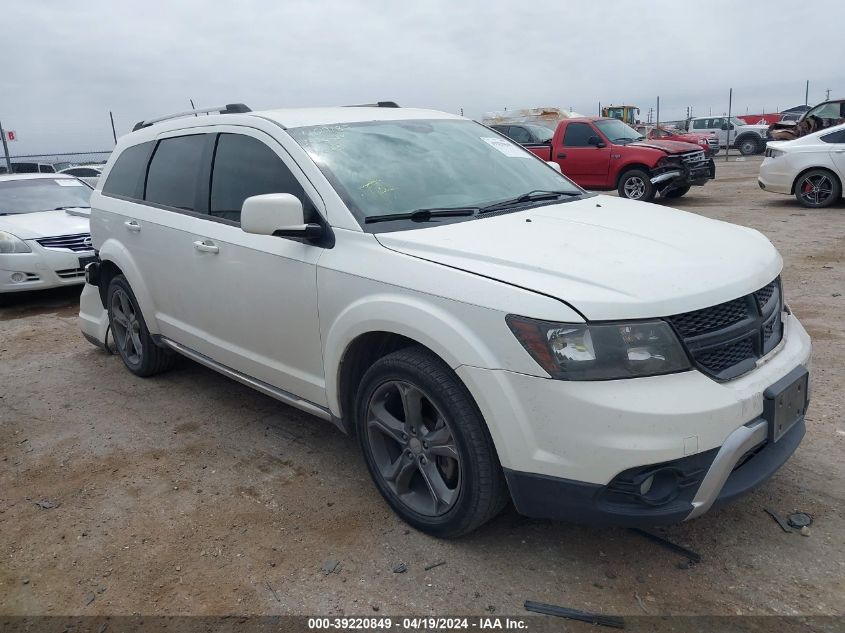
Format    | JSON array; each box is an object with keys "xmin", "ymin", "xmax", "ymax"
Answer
[
  {"xmin": 345, "ymin": 101, "xmax": 400, "ymax": 108},
  {"xmin": 132, "ymin": 103, "xmax": 252, "ymax": 132}
]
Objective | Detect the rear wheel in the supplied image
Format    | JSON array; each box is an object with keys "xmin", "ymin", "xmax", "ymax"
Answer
[
  {"xmin": 738, "ymin": 137, "xmax": 760, "ymax": 156},
  {"xmin": 356, "ymin": 346, "xmax": 508, "ymax": 538},
  {"xmin": 794, "ymin": 169, "xmax": 841, "ymax": 208},
  {"xmin": 618, "ymin": 169, "xmax": 655, "ymax": 202},
  {"xmin": 107, "ymin": 275, "xmax": 176, "ymax": 376},
  {"xmin": 663, "ymin": 186, "xmax": 691, "ymax": 199}
]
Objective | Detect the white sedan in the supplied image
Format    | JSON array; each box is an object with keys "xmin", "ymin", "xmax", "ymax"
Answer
[
  {"xmin": 0, "ymin": 173, "xmax": 94, "ymax": 295},
  {"xmin": 759, "ymin": 123, "xmax": 845, "ymax": 208}
]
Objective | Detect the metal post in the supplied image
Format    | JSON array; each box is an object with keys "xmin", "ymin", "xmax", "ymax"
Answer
[
  {"xmin": 725, "ymin": 88, "xmax": 732, "ymax": 162},
  {"xmin": 656, "ymin": 96, "xmax": 660, "ymax": 128},
  {"xmin": 190, "ymin": 99, "xmax": 197, "ymax": 116},
  {"xmin": 109, "ymin": 111, "xmax": 117, "ymax": 145},
  {"xmin": 805, "ymin": 80, "xmax": 809, "ymax": 106},
  {"xmin": 0, "ymin": 120, "xmax": 11, "ymax": 173}
]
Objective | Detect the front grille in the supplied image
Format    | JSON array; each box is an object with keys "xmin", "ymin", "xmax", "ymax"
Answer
[
  {"xmin": 666, "ymin": 277, "xmax": 784, "ymax": 381},
  {"xmin": 35, "ymin": 233, "xmax": 93, "ymax": 252},
  {"xmin": 681, "ymin": 150, "xmax": 706, "ymax": 165},
  {"xmin": 56, "ymin": 267, "xmax": 86, "ymax": 279}
]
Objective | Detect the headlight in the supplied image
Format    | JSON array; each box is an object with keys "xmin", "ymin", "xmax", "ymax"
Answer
[
  {"xmin": 0, "ymin": 231, "xmax": 31, "ymax": 254},
  {"xmin": 506, "ymin": 316, "xmax": 691, "ymax": 380},
  {"xmin": 657, "ymin": 156, "xmax": 682, "ymax": 167}
]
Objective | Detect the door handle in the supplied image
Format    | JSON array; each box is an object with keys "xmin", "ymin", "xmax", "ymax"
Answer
[
  {"xmin": 193, "ymin": 239, "xmax": 219, "ymax": 254},
  {"xmin": 124, "ymin": 220, "xmax": 141, "ymax": 232},
  {"xmin": 557, "ymin": 153, "xmax": 567, "ymax": 159}
]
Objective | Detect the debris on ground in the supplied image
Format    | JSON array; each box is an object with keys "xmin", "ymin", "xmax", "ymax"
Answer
[
  {"xmin": 392, "ymin": 563, "xmax": 407, "ymax": 574},
  {"xmin": 634, "ymin": 592, "xmax": 649, "ymax": 614},
  {"xmin": 524, "ymin": 600, "xmax": 625, "ymax": 629},
  {"xmin": 33, "ymin": 499, "xmax": 60, "ymax": 510},
  {"xmin": 264, "ymin": 580, "xmax": 281, "ymax": 603},
  {"xmin": 629, "ymin": 528, "xmax": 701, "ymax": 564},
  {"xmin": 800, "ymin": 526, "xmax": 811, "ymax": 537},
  {"xmin": 764, "ymin": 507, "xmax": 795, "ymax": 533},
  {"xmin": 424, "ymin": 560, "xmax": 446, "ymax": 571},
  {"xmin": 787, "ymin": 512, "xmax": 813, "ymax": 529},
  {"xmin": 84, "ymin": 591, "xmax": 96, "ymax": 605},
  {"xmin": 321, "ymin": 559, "xmax": 340, "ymax": 574}
]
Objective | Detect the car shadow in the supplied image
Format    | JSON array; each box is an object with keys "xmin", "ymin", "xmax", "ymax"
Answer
[{"xmin": 0, "ymin": 285, "xmax": 82, "ymax": 320}]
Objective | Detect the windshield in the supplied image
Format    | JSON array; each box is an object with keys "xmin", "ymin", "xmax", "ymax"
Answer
[
  {"xmin": 287, "ymin": 119, "xmax": 581, "ymax": 223},
  {"xmin": 0, "ymin": 178, "xmax": 92, "ymax": 215},
  {"xmin": 594, "ymin": 119, "xmax": 642, "ymax": 142},
  {"xmin": 522, "ymin": 124, "xmax": 554, "ymax": 143},
  {"xmin": 730, "ymin": 117, "xmax": 747, "ymax": 127}
]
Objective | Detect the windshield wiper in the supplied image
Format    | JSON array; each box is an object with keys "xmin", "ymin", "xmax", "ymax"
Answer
[
  {"xmin": 365, "ymin": 207, "xmax": 478, "ymax": 224},
  {"xmin": 54, "ymin": 206, "xmax": 90, "ymax": 210},
  {"xmin": 478, "ymin": 190, "xmax": 580, "ymax": 214}
]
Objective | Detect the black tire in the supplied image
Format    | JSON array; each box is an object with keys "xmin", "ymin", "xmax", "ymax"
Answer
[
  {"xmin": 617, "ymin": 169, "xmax": 655, "ymax": 202},
  {"xmin": 106, "ymin": 275, "xmax": 176, "ymax": 377},
  {"xmin": 737, "ymin": 136, "xmax": 760, "ymax": 156},
  {"xmin": 794, "ymin": 169, "xmax": 841, "ymax": 208},
  {"xmin": 664, "ymin": 186, "xmax": 691, "ymax": 199},
  {"xmin": 355, "ymin": 346, "xmax": 508, "ymax": 538}
]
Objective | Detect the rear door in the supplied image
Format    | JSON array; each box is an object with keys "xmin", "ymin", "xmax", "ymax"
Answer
[
  {"xmin": 557, "ymin": 122, "xmax": 610, "ymax": 189},
  {"xmin": 824, "ymin": 128, "xmax": 845, "ymax": 179},
  {"xmin": 144, "ymin": 126, "xmax": 328, "ymax": 406}
]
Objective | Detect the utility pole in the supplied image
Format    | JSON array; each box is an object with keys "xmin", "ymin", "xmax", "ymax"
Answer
[
  {"xmin": 805, "ymin": 80, "xmax": 809, "ymax": 106},
  {"xmin": 725, "ymin": 88, "xmax": 732, "ymax": 162},
  {"xmin": 656, "ymin": 96, "xmax": 660, "ymax": 127},
  {"xmin": 825, "ymin": 88, "xmax": 831, "ymax": 100},
  {"xmin": 0, "ymin": 120, "xmax": 11, "ymax": 173},
  {"xmin": 109, "ymin": 111, "xmax": 117, "ymax": 145}
]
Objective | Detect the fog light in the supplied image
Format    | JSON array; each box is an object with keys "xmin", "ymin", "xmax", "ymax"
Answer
[
  {"xmin": 10, "ymin": 272, "xmax": 25, "ymax": 283},
  {"xmin": 639, "ymin": 475, "xmax": 655, "ymax": 496}
]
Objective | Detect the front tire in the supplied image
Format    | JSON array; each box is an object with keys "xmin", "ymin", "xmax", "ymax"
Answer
[
  {"xmin": 794, "ymin": 169, "xmax": 841, "ymax": 208},
  {"xmin": 107, "ymin": 275, "xmax": 176, "ymax": 377},
  {"xmin": 356, "ymin": 347, "xmax": 508, "ymax": 538},
  {"xmin": 618, "ymin": 169, "xmax": 655, "ymax": 202}
]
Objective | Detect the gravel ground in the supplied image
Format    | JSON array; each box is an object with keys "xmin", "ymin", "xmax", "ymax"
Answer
[{"xmin": 1, "ymin": 156, "xmax": 843, "ymax": 619}]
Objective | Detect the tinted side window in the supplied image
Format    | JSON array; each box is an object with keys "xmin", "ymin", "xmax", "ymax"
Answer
[
  {"xmin": 102, "ymin": 141, "xmax": 155, "ymax": 199},
  {"xmin": 39, "ymin": 165, "xmax": 56, "ymax": 173},
  {"xmin": 692, "ymin": 119, "xmax": 707, "ymax": 130},
  {"xmin": 210, "ymin": 134, "xmax": 305, "ymax": 223},
  {"xmin": 145, "ymin": 135, "xmax": 207, "ymax": 211},
  {"xmin": 821, "ymin": 129, "xmax": 845, "ymax": 144},
  {"xmin": 562, "ymin": 123, "xmax": 596, "ymax": 147}
]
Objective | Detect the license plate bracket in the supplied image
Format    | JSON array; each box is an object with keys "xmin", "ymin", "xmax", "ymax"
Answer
[{"xmin": 763, "ymin": 366, "xmax": 808, "ymax": 443}]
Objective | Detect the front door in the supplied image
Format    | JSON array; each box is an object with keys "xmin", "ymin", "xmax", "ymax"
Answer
[{"xmin": 557, "ymin": 122, "xmax": 611, "ymax": 189}]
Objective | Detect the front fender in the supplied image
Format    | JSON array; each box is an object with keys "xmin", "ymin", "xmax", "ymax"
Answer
[
  {"xmin": 97, "ymin": 237, "xmax": 160, "ymax": 334},
  {"xmin": 322, "ymin": 293, "xmax": 506, "ymax": 417}
]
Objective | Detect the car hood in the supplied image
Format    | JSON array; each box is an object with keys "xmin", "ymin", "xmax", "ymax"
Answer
[
  {"xmin": 629, "ymin": 139, "xmax": 703, "ymax": 154},
  {"xmin": 739, "ymin": 124, "xmax": 769, "ymax": 133},
  {"xmin": 0, "ymin": 209, "xmax": 90, "ymax": 240},
  {"xmin": 375, "ymin": 195, "xmax": 781, "ymax": 321}
]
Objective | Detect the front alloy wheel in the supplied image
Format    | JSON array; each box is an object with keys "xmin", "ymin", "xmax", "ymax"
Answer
[
  {"xmin": 366, "ymin": 380, "xmax": 461, "ymax": 516},
  {"xmin": 356, "ymin": 347, "xmax": 508, "ymax": 538},
  {"xmin": 618, "ymin": 169, "xmax": 655, "ymax": 202}
]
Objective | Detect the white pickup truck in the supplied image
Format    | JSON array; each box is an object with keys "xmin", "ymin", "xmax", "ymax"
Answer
[{"xmin": 684, "ymin": 116, "xmax": 770, "ymax": 155}]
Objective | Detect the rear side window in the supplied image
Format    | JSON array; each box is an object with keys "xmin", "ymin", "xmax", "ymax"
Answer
[
  {"xmin": 210, "ymin": 134, "xmax": 305, "ymax": 222},
  {"xmin": 145, "ymin": 135, "xmax": 207, "ymax": 211},
  {"xmin": 508, "ymin": 126, "xmax": 531, "ymax": 143},
  {"xmin": 821, "ymin": 129, "xmax": 845, "ymax": 144},
  {"xmin": 102, "ymin": 141, "xmax": 154, "ymax": 198},
  {"xmin": 562, "ymin": 123, "xmax": 596, "ymax": 147}
]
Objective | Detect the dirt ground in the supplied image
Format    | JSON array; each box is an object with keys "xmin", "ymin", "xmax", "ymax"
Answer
[{"xmin": 1, "ymin": 157, "xmax": 844, "ymax": 620}]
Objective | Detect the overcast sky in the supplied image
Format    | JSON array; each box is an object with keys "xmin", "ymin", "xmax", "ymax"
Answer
[{"xmin": 2, "ymin": 0, "xmax": 843, "ymax": 155}]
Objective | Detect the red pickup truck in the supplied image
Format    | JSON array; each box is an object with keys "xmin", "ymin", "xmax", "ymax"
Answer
[{"xmin": 503, "ymin": 117, "xmax": 715, "ymax": 201}]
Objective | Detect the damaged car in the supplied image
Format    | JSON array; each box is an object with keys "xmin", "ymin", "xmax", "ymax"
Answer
[{"xmin": 769, "ymin": 99, "xmax": 845, "ymax": 141}]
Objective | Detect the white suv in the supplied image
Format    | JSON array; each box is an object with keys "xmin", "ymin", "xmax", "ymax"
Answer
[{"xmin": 80, "ymin": 103, "xmax": 812, "ymax": 537}]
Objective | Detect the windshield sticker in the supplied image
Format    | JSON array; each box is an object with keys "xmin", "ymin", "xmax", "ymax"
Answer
[
  {"xmin": 481, "ymin": 137, "xmax": 530, "ymax": 158},
  {"xmin": 55, "ymin": 179, "xmax": 85, "ymax": 187}
]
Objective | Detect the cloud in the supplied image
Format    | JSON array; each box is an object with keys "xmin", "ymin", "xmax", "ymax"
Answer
[{"xmin": 2, "ymin": 0, "xmax": 842, "ymax": 154}]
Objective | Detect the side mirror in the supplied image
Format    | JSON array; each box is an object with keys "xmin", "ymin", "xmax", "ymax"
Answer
[
  {"xmin": 546, "ymin": 161, "xmax": 562, "ymax": 173},
  {"xmin": 720, "ymin": 123, "xmax": 730, "ymax": 130},
  {"xmin": 588, "ymin": 135, "xmax": 606, "ymax": 148},
  {"xmin": 241, "ymin": 193, "xmax": 322, "ymax": 240}
]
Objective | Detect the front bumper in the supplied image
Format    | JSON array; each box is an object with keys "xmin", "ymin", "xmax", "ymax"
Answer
[
  {"xmin": 651, "ymin": 160, "xmax": 715, "ymax": 189},
  {"xmin": 457, "ymin": 312, "xmax": 812, "ymax": 525},
  {"xmin": 0, "ymin": 242, "xmax": 94, "ymax": 293}
]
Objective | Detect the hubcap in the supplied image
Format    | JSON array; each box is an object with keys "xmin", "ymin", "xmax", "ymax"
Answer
[
  {"xmin": 624, "ymin": 176, "xmax": 646, "ymax": 199},
  {"xmin": 365, "ymin": 380, "xmax": 461, "ymax": 516},
  {"xmin": 800, "ymin": 174, "xmax": 833, "ymax": 205},
  {"xmin": 110, "ymin": 288, "xmax": 142, "ymax": 365}
]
